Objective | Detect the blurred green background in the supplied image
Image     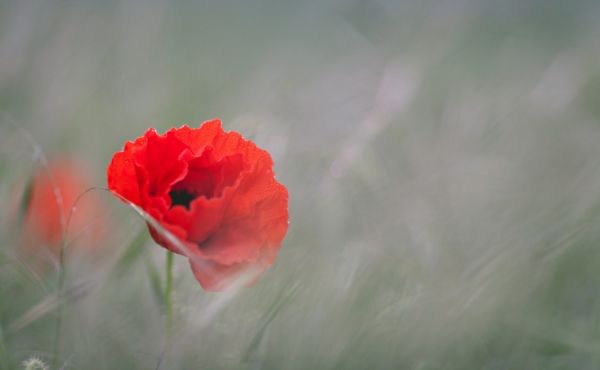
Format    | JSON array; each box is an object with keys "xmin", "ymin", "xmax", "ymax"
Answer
[{"xmin": 2, "ymin": 0, "xmax": 600, "ymax": 369}]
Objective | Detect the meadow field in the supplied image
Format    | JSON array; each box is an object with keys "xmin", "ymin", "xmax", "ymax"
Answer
[{"xmin": 2, "ymin": 0, "xmax": 600, "ymax": 369}]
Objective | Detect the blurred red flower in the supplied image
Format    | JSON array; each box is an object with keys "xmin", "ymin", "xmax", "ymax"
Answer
[
  {"xmin": 21, "ymin": 159, "xmax": 106, "ymax": 260},
  {"xmin": 107, "ymin": 119, "xmax": 289, "ymax": 291}
]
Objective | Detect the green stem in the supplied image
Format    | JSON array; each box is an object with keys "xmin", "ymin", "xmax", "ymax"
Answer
[
  {"xmin": 52, "ymin": 241, "xmax": 66, "ymax": 370},
  {"xmin": 49, "ymin": 187, "xmax": 99, "ymax": 369},
  {"xmin": 165, "ymin": 250, "xmax": 174, "ymax": 335}
]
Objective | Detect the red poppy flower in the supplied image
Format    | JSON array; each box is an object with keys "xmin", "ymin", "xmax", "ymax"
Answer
[
  {"xmin": 107, "ymin": 119, "xmax": 289, "ymax": 291},
  {"xmin": 21, "ymin": 159, "xmax": 106, "ymax": 260}
]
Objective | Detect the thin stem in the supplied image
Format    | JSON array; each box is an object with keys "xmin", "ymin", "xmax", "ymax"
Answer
[
  {"xmin": 165, "ymin": 250, "xmax": 174, "ymax": 335},
  {"xmin": 51, "ymin": 187, "xmax": 102, "ymax": 369},
  {"xmin": 51, "ymin": 240, "xmax": 67, "ymax": 369}
]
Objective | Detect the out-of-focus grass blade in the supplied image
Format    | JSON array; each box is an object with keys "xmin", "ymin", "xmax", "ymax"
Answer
[
  {"xmin": 17, "ymin": 175, "xmax": 34, "ymax": 224},
  {"xmin": 7, "ymin": 280, "xmax": 95, "ymax": 334},
  {"xmin": 144, "ymin": 255, "xmax": 165, "ymax": 312},
  {"xmin": 9, "ymin": 296, "xmax": 59, "ymax": 334},
  {"xmin": 243, "ymin": 281, "xmax": 299, "ymax": 362},
  {"xmin": 3, "ymin": 255, "xmax": 48, "ymax": 292},
  {"xmin": 193, "ymin": 266, "xmax": 263, "ymax": 330},
  {"xmin": 113, "ymin": 228, "xmax": 148, "ymax": 277}
]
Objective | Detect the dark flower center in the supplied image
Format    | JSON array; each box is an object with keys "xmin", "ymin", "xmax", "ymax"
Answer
[
  {"xmin": 168, "ymin": 149, "xmax": 245, "ymax": 210},
  {"xmin": 169, "ymin": 189, "xmax": 197, "ymax": 209}
]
